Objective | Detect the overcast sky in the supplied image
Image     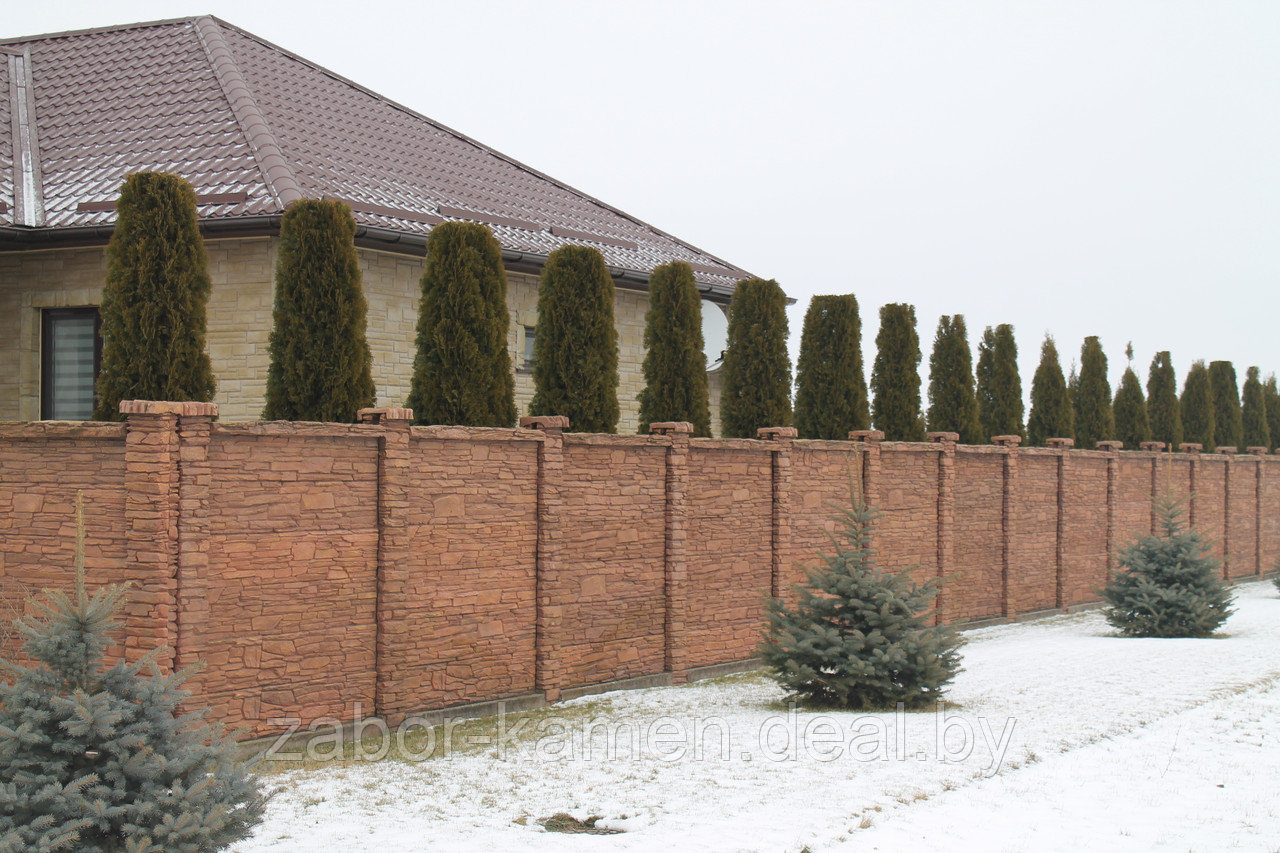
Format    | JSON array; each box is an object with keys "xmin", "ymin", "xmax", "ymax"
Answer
[{"xmin": 11, "ymin": 1, "xmax": 1280, "ymax": 404}]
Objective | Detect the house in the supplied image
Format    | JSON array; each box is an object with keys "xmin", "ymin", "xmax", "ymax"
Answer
[{"xmin": 0, "ymin": 16, "xmax": 749, "ymax": 430}]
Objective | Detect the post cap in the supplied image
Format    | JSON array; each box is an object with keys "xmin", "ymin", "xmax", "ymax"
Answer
[
  {"xmin": 1247, "ymin": 446, "xmax": 1269, "ymax": 456},
  {"xmin": 357, "ymin": 407, "xmax": 412, "ymax": 424},
  {"xmin": 849, "ymin": 429, "xmax": 885, "ymax": 443},
  {"xmin": 649, "ymin": 421, "xmax": 694, "ymax": 436},
  {"xmin": 927, "ymin": 432, "xmax": 959, "ymax": 444},
  {"xmin": 757, "ymin": 426, "xmax": 798, "ymax": 441},
  {"xmin": 1216, "ymin": 446, "xmax": 1237, "ymax": 455},
  {"xmin": 1139, "ymin": 441, "xmax": 1166, "ymax": 452},
  {"xmin": 1178, "ymin": 442, "xmax": 1203, "ymax": 454},
  {"xmin": 1096, "ymin": 440, "xmax": 1124, "ymax": 452},
  {"xmin": 120, "ymin": 400, "xmax": 218, "ymax": 418},
  {"xmin": 992, "ymin": 435, "xmax": 1022, "ymax": 447},
  {"xmin": 1046, "ymin": 437, "xmax": 1075, "ymax": 449},
  {"xmin": 520, "ymin": 415, "xmax": 570, "ymax": 432}
]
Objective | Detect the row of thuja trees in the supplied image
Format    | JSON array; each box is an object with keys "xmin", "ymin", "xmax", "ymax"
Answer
[{"xmin": 92, "ymin": 172, "xmax": 1279, "ymax": 448}]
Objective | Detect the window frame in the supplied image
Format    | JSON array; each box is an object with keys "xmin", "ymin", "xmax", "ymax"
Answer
[{"xmin": 40, "ymin": 306, "xmax": 103, "ymax": 421}]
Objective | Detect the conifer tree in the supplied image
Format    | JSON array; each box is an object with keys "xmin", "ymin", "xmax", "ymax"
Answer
[
  {"xmin": 1264, "ymin": 374, "xmax": 1280, "ymax": 452},
  {"xmin": 94, "ymin": 172, "xmax": 215, "ymax": 420},
  {"xmin": 976, "ymin": 324, "xmax": 1023, "ymax": 440},
  {"xmin": 720, "ymin": 278, "xmax": 792, "ymax": 438},
  {"xmin": 264, "ymin": 199, "xmax": 376, "ymax": 422},
  {"xmin": 0, "ymin": 496, "xmax": 266, "ymax": 851},
  {"xmin": 870, "ymin": 303, "xmax": 924, "ymax": 441},
  {"xmin": 636, "ymin": 261, "xmax": 711, "ymax": 436},
  {"xmin": 1113, "ymin": 366, "xmax": 1151, "ymax": 450},
  {"xmin": 1100, "ymin": 493, "xmax": 1234, "ymax": 638},
  {"xmin": 1241, "ymin": 366, "xmax": 1271, "ymax": 450},
  {"xmin": 1146, "ymin": 351, "xmax": 1183, "ymax": 449},
  {"xmin": 529, "ymin": 245, "xmax": 620, "ymax": 433},
  {"xmin": 926, "ymin": 315, "xmax": 982, "ymax": 443},
  {"xmin": 793, "ymin": 294, "xmax": 869, "ymax": 440},
  {"xmin": 406, "ymin": 220, "xmax": 516, "ymax": 427},
  {"xmin": 1027, "ymin": 335, "xmax": 1073, "ymax": 446},
  {"xmin": 760, "ymin": 484, "xmax": 963, "ymax": 709},
  {"xmin": 1209, "ymin": 360, "xmax": 1244, "ymax": 450},
  {"xmin": 1181, "ymin": 361, "xmax": 1216, "ymax": 451},
  {"xmin": 1072, "ymin": 336, "xmax": 1114, "ymax": 449}
]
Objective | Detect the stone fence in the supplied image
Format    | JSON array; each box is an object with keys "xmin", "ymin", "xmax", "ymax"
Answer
[{"xmin": 1, "ymin": 402, "xmax": 1276, "ymax": 735}]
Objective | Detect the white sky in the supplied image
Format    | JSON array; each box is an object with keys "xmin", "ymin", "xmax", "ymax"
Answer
[{"xmin": 10, "ymin": 1, "xmax": 1280, "ymax": 403}]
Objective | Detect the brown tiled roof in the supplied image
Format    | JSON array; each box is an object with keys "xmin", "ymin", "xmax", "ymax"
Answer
[{"xmin": 0, "ymin": 16, "xmax": 751, "ymax": 295}]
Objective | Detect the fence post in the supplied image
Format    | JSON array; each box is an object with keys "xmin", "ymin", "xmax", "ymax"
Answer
[
  {"xmin": 358, "ymin": 406, "xmax": 413, "ymax": 721},
  {"xmin": 175, "ymin": 402, "xmax": 219, "ymax": 675},
  {"xmin": 1248, "ymin": 446, "xmax": 1268, "ymax": 576},
  {"xmin": 759, "ymin": 426, "xmax": 796, "ymax": 601},
  {"xmin": 522, "ymin": 415, "xmax": 569, "ymax": 702},
  {"xmin": 1140, "ymin": 441, "xmax": 1166, "ymax": 535},
  {"xmin": 1047, "ymin": 437, "xmax": 1074, "ymax": 609},
  {"xmin": 1098, "ymin": 441, "xmax": 1124, "ymax": 580},
  {"xmin": 1179, "ymin": 443, "xmax": 1202, "ymax": 528},
  {"xmin": 652, "ymin": 422, "xmax": 693, "ymax": 683},
  {"xmin": 993, "ymin": 435, "xmax": 1022, "ymax": 618},
  {"xmin": 849, "ymin": 429, "xmax": 884, "ymax": 506},
  {"xmin": 927, "ymin": 432, "xmax": 958, "ymax": 625}
]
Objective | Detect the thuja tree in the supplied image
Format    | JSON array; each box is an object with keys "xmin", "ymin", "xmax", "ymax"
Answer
[
  {"xmin": 0, "ymin": 499, "xmax": 266, "ymax": 851},
  {"xmin": 1113, "ymin": 366, "xmax": 1151, "ymax": 450},
  {"xmin": 530, "ymin": 245, "xmax": 620, "ymax": 433},
  {"xmin": 720, "ymin": 278, "xmax": 792, "ymax": 438},
  {"xmin": 1027, "ymin": 335, "xmax": 1073, "ymax": 446},
  {"xmin": 976, "ymin": 324, "xmax": 1023, "ymax": 440},
  {"xmin": 94, "ymin": 172, "xmax": 215, "ymax": 420},
  {"xmin": 636, "ymin": 261, "xmax": 710, "ymax": 435},
  {"xmin": 1241, "ymin": 366, "xmax": 1271, "ymax": 450},
  {"xmin": 1265, "ymin": 374, "xmax": 1280, "ymax": 452},
  {"xmin": 1181, "ymin": 361, "xmax": 1216, "ymax": 451},
  {"xmin": 1147, "ymin": 351, "xmax": 1183, "ymax": 449},
  {"xmin": 870, "ymin": 303, "xmax": 924, "ymax": 441},
  {"xmin": 793, "ymin": 294, "xmax": 869, "ymax": 440},
  {"xmin": 1209, "ymin": 361, "xmax": 1243, "ymax": 450},
  {"xmin": 406, "ymin": 220, "xmax": 516, "ymax": 427},
  {"xmin": 760, "ymin": 486, "xmax": 963, "ymax": 709},
  {"xmin": 1072, "ymin": 336, "xmax": 1114, "ymax": 449},
  {"xmin": 264, "ymin": 199, "xmax": 376, "ymax": 422},
  {"xmin": 926, "ymin": 315, "xmax": 982, "ymax": 443},
  {"xmin": 1100, "ymin": 493, "xmax": 1234, "ymax": 638}
]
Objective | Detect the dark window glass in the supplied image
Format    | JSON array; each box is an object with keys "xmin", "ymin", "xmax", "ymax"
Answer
[
  {"xmin": 523, "ymin": 325, "xmax": 536, "ymax": 368},
  {"xmin": 41, "ymin": 307, "xmax": 102, "ymax": 420}
]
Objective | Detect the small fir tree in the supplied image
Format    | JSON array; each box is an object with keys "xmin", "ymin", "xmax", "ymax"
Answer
[
  {"xmin": 1027, "ymin": 335, "xmax": 1073, "ymax": 446},
  {"xmin": 0, "ymin": 497, "xmax": 266, "ymax": 851},
  {"xmin": 1209, "ymin": 361, "xmax": 1244, "ymax": 450},
  {"xmin": 529, "ymin": 245, "xmax": 620, "ymax": 433},
  {"xmin": 1146, "ymin": 351, "xmax": 1183, "ymax": 449},
  {"xmin": 1264, "ymin": 374, "xmax": 1280, "ymax": 452},
  {"xmin": 760, "ymin": 484, "xmax": 963, "ymax": 709},
  {"xmin": 1113, "ymin": 366, "xmax": 1151, "ymax": 450},
  {"xmin": 870, "ymin": 303, "xmax": 925, "ymax": 441},
  {"xmin": 976, "ymin": 324, "xmax": 1024, "ymax": 441},
  {"xmin": 1073, "ymin": 336, "xmax": 1114, "ymax": 449},
  {"xmin": 94, "ymin": 172, "xmax": 216, "ymax": 420},
  {"xmin": 1241, "ymin": 366, "xmax": 1271, "ymax": 450},
  {"xmin": 793, "ymin": 294, "xmax": 869, "ymax": 440},
  {"xmin": 636, "ymin": 261, "xmax": 711, "ymax": 436},
  {"xmin": 406, "ymin": 220, "xmax": 517, "ymax": 427},
  {"xmin": 1100, "ymin": 493, "xmax": 1234, "ymax": 638},
  {"xmin": 926, "ymin": 315, "xmax": 982, "ymax": 443},
  {"xmin": 264, "ymin": 199, "xmax": 376, "ymax": 422},
  {"xmin": 719, "ymin": 278, "xmax": 792, "ymax": 438},
  {"xmin": 1181, "ymin": 361, "xmax": 1216, "ymax": 451}
]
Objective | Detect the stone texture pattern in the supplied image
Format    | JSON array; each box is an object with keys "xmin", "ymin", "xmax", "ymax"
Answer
[{"xmin": 3, "ymin": 409, "xmax": 1276, "ymax": 737}]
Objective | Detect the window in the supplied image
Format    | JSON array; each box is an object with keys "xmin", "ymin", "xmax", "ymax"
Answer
[
  {"xmin": 522, "ymin": 325, "xmax": 536, "ymax": 370},
  {"xmin": 41, "ymin": 307, "xmax": 102, "ymax": 420}
]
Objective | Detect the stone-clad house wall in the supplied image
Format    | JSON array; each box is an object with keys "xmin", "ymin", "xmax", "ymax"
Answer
[
  {"xmin": 2, "ymin": 409, "xmax": 1275, "ymax": 737},
  {"xmin": 0, "ymin": 239, "xmax": 716, "ymax": 433}
]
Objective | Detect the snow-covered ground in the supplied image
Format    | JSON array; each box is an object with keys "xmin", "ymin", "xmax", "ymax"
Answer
[{"xmin": 235, "ymin": 580, "xmax": 1280, "ymax": 852}]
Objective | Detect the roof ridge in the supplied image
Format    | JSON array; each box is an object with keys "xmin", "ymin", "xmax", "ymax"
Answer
[
  {"xmin": 0, "ymin": 16, "xmax": 199, "ymax": 47},
  {"xmin": 207, "ymin": 17, "xmax": 745, "ymax": 273},
  {"xmin": 193, "ymin": 16, "xmax": 301, "ymax": 210}
]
